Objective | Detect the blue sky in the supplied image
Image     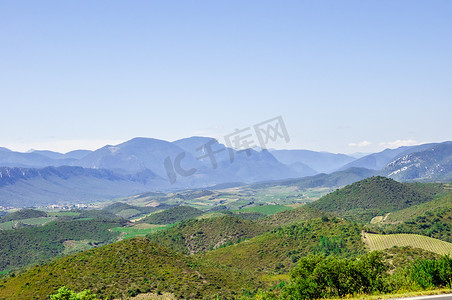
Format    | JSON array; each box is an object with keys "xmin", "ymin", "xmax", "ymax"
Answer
[{"xmin": 1, "ymin": 1, "xmax": 451, "ymax": 154}]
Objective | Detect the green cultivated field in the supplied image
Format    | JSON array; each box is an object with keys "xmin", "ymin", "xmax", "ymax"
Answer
[
  {"xmin": 111, "ymin": 223, "xmax": 175, "ymax": 239},
  {"xmin": 365, "ymin": 233, "xmax": 452, "ymax": 256},
  {"xmin": 62, "ymin": 239, "xmax": 94, "ymax": 255},
  {"xmin": 47, "ymin": 211, "xmax": 80, "ymax": 217},
  {"xmin": 0, "ymin": 221, "xmax": 14, "ymax": 230},
  {"xmin": 0, "ymin": 217, "xmax": 56, "ymax": 230}
]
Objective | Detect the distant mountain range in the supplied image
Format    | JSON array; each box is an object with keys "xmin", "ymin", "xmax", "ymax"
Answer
[
  {"xmin": 384, "ymin": 142, "xmax": 452, "ymax": 181},
  {"xmin": 0, "ymin": 137, "xmax": 450, "ymax": 207},
  {"xmin": 337, "ymin": 143, "xmax": 440, "ymax": 171},
  {"xmin": 270, "ymin": 149, "xmax": 356, "ymax": 174},
  {"xmin": 0, "ymin": 166, "xmax": 166, "ymax": 207}
]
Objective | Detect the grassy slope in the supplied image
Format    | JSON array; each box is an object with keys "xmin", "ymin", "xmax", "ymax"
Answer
[
  {"xmin": 201, "ymin": 218, "xmax": 365, "ymax": 277},
  {"xmin": 380, "ymin": 246, "xmax": 440, "ymax": 270},
  {"xmin": 385, "ymin": 193, "xmax": 452, "ymax": 223},
  {"xmin": 0, "ymin": 202, "xmax": 322, "ymax": 276},
  {"xmin": 146, "ymin": 205, "xmax": 329, "ymax": 255},
  {"xmin": 382, "ymin": 207, "xmax": 452, "ymax": 243},
  {"xmin": 0, "ymin": 238, "xmax": 256, "ymax": 300},
  {"xmin": 147, "ymin": 215, "xmax": 270, "ymax": 254},
  {"xmin": 233, "ymin": 204, "xmax": 292, "ymax": 216},
  {"xmin": 256, "ymin": 205, "xmax": 328, "ymax": 227},
  {"xmin": 364, "ymin": 193, "xmax": 452, "ymax": 243},
  {"xmin": 0, "ymin": 217, "xmax": 364, "ymax": 299}
]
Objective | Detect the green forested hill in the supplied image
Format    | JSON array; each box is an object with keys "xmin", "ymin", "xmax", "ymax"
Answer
[
  {"xmin": 365, "ymin": 193, "xmax": 452, "ymax": 243},
  {"xmin": 0, "ymin": 209, "xmax": 47, "ymax": 222},
  {"xmin": 0, "ymin": 238, "xmax": 256, "ymax": 300},
  {"xmin": 141, "ymin": 206, "xmax": 204, "ymax": 224},
  {"xmin": 0, "ymin": 219, "xmax": 123, "ymax": 272},
  {"xmin": 0, "ymin": 217, "xmax": 364, "ymax": 299},
  {"xmin": 147, "ymin": 215, "xmax": 270, "ymax": 254},
  {"xmin": 257, "ymin": 205, "xmax": 328, "ymax": 227},
  {"xmin": 102, "ymin": 202, "xmax": 143, "ymax": 214},
  {"xmin": 0, "ymin": 204, "xmax": 323, "ymax": 276},
  {"xmin": 146, "ymin": 205, "xmax": 331, "ymax": 255},
  {"xmin": 381, "ymin": 207, "xmax": 452, "ymax": 243},
  {"xmin": 102, "ymin": 202, "xmax": 173, "ymax": 219},
  {"xmin": 384, "ymin": 193, "xmax": 452, "ymax": 223},
  {"xmin": 2, "ymin": 178, "xmax": 452, "ymax": 299},
  {"xmin": 202, "ymin": 217, "xmax": 365, "ymax": 276},
  {"xmin": 1, "ymin": 214, "xmax": 452, "ymax": 299},
  {"xmin": 310, "ymin": 176, "xmax": 445, "ymax": 222}
]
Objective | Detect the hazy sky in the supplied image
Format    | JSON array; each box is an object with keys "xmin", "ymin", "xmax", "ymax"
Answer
[{"xmin": 1, "ymin": 1, "xmax": 451, "ymax": 154}]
